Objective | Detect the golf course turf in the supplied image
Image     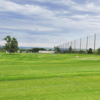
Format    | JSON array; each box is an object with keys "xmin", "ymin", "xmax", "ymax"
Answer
[{"xmin": 0, "ymin": 53, "xmax": 100, "ymax": 100}]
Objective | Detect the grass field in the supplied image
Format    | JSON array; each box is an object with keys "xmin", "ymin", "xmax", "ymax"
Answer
[{"xmin": 0, "ymin": 53, "xmax": 100, "ymax": 100}]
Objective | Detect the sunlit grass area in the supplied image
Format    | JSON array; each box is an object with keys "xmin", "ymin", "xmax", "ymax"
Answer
[{"xmin": 0, "ymin": 53, "xmax": 100, "ymax": 100}]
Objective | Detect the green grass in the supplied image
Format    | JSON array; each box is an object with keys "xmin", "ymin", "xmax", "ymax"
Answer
[{"xmin": 0, "ymin": 53, "xmax": 100, "ymax": 100}]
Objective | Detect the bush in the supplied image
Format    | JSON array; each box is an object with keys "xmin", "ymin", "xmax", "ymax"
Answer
[
  {"xmin": 63, "ymin": 50, "xmax": 68, "ymax": 53},
  {"xmin": 79, "ymin": 50, "xmax": 85, "ymax": 54},
  {"xmin": 68, "ymin": 46, "xmax": 72, "ymax": 53},
  {"xmin": 97, "ymin": 48, "xmax": 100, "ymax": 55},
  {"xmin": 72, "ymin": 51, "xmax": 75, "ymax": 53},
  {"xmin": 87, "ymin": 48, "xmax": 93, "ymax": 54}
]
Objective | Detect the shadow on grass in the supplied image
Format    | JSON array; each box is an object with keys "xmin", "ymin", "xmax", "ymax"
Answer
[{"xmin": 3, "ymin": 54, "xmax": 20, "ymax": 55}]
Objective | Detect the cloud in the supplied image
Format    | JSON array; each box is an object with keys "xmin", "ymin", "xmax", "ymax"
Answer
[
  {"xmin": 71, "ymin": 14, "xmax": 89, "ymax": 19},
  {"xmin": 18, "ymin": 42, "xmax": 54, "ymax": 47},
  {"xmin": 72, "ymin": 2, "xmax": 100, "ymax": 13},
  {"xmin": 0, "ymin": 25, "xmax": 62, "ymax": 32},
  {"xmin": 0, "ymin": 0, "xmax": 54, "ymax": 17},
  {"xmin": 35, "ymin": 0, "xmax": 76, "ymax": 6},
  {"xmin": 1, "ymin": 0, "xmax": 100, "ymax": 47}
]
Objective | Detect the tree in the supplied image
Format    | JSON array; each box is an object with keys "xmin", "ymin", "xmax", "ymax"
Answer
[
  {"xmin": 31, "ymin": 48, "xmax": 46, "ymax": 52},
  {"xmin": 54, "ymin": 46, "xmax": 60, "ymax": 53},
  {"xmin": 68, "ymin": 46, "xmax": 72, "ymax": 53},
  {"xmin": 3, "ymin": 36, "xmax": 19, "ymax": 54},
  {"xmin": 97, "ymin": 48, "xmax": 100, "ymax": 55},
  {"xmin": 87, "ymin": 48, "xmax": 93, "ymax": 54}
]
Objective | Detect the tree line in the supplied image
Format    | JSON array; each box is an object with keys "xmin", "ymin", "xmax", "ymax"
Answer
[
  {"xmin": 2, "ymin": 35, "xmax": 52, "ymax": 54},
  {"xmin": 20, "ymin": 48, "xmax": 47, "ymax": 53}
]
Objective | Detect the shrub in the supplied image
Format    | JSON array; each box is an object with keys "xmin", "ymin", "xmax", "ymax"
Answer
[
  {"xmin": 72, "ymin": 51, "xmax": 75, "ymax": 53},
  {"xmin": 87, "ymin": 48, "xmax": 93, "ymax": 54},
  {"xmin": 68, "ymin": 46, "xmax": 72, "ymax": 53},
  {"xmin": 63, "ymin": 50, "xmax": 68, "ymax": 53},
  {"xmin": 97, "ymin": 48, "xmax": 100, "ymax": 55},
  {"xmin": 79, "ymin": 50, "xmax": 85, "ymax": 54}
]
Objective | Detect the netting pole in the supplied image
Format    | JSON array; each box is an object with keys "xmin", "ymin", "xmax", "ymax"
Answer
[
  {"xmin": 60, "ymin": 45, "xmax": 61, "ymax": 53},
  {"xmin": 62, "ymin": 44, "xmax": 64, "ymax": 53},
  {"xmin": 65, "ymin": 43, "xmax": 66, "ymax": 50},
  {"xmin": 74, "ymin": 39, "xmax": 76, "ymax": 53},
  {"xmin": 66, "ymin": 43, "xmax": 67, "ymax": 50},
  {"xmin": 68, "ymin": 42, "xmax": 69, "ymax": 52},
  {"xmin": 86, "ymin": 36, "xmax": 88, "ymax": 52},
  {"xmin": 71, "ymin": 41, "xmax": 72, "ymax": 53},
  {"xmin": 61, "ymin": 44, "xmax": 63, "ymax": 53},
  {"xmin": 61, "ymin": 44, "xmax": 62, "ymax": 53},
  {"xmin": 67, "ymin": 43, "xmax": 68, "ymax": 50},
  {"xmin": 63, "ymin": 44, "xmax": 64, "ymax": 53},
  {"xmin": 94, "ymin": 34, "xmax": 96, "ymax": 53},
  {"xmin": 60, "ymin": 45, "xmax": 62, "ymax": 52},
  {"xmin": 66, "ymin": 43, "xmax": 67, "ymax": 51},
  {"xmin": 60, "ymin": 45, "xmax": 61, "ymax": 52},
  {"xmin": 80, "ymin": 38, "xmax": 81, "ymax": 51}
]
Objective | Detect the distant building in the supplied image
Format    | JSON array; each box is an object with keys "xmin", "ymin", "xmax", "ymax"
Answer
[
  {"xmin": 22, "ymin": 51, "xmax": 26, "ymax": 53},
  {"xmin": 39, "ymin": 50, "xmax": 54, "ymax": 54},
  {"xmin": 6, "ymin": 50, "xmax": 9, "ymax": 53},
  {"xmin": 18, "ymin": 50, "xmax": 20, "ymax": 53}
]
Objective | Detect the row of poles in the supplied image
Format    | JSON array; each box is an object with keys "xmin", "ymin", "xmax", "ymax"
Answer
[{"xmin": 57, "ymin": 34, "xmax": 96, "ymax": 53}]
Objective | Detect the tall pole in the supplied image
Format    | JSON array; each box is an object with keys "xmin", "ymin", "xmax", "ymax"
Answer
[
  {"xmin": 74, "ymin": 39, "xmax": 76, "ymax": 53},
  {"xmin": 65, "ymin": 43, "xmax": 66, "ymax": 50},
  {"xmin": 86, "ymin": 36, "xmax": 88, "ymax": 52},
  {"xmin": 71, "ymin": 41, "xmax": 72, "ymax": 53},
  {"xmin": 62, "ymin": 44, "xmax": 63, "ymax": 53},
  {"xmin": 94, "ymin": 34, "xmax": 96, "ymax": 53},
  {"xmin": 80, "ymin": 38, "xmax": 81, "ymax": 51},
  {"xmin": 63, "ymin": 44, "xmax": 64, "ymax": 53},
  {"xmin": 60, "ymin": 45, "xmax": 61, "ymax": 53},
  {"xmin": 68, "ymin": 42, "xmax": 69, "ymax": 50},
  {"xmin": 63, "ymin": 44, "xmax": 64, "ymax": 52},
  {"xmin": 61, "ymin": 45, "xmax": 63, "ymax": 52}
]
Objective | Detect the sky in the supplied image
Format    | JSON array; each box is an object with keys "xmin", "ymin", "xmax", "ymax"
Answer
[{"xmin": 0, "ymin": 0, "xmax": 100, "ymax": 48}]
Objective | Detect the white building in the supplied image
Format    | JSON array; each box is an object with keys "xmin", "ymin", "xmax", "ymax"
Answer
[{"xmin": 39, "ymin": 50, "xmax": 54, "ymax": 54}]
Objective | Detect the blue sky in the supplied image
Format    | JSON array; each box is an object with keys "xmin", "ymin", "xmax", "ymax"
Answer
[{"xmin": 0, "ymin": 0, "xmax": 100, "ymax": 47}]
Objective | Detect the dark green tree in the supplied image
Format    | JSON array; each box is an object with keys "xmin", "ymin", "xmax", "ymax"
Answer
[
  {"xmin": 31, "ymin": 48, "xmax": 46, "ymax": 52},
  {"xmin": 87, "ymin": 48, "xmax": 93, "ymax": 54},
  {"xmin": 3, "ymin": 36, "xmax": 19, "ymax": 54},
  {"xmin": 54, "ymin": 46, "xmax": 60, "ymax": 53},
  {"xmin": 68, "ymin": 46, "xmax": 72, "ymax": 53},
  {"xmin": 98, "ymin": 48, "xmax": 100, "ymax": 55}
]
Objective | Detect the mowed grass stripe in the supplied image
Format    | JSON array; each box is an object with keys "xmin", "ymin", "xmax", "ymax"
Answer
[
  {"xmin": 1, "ymin": 53, "xmax": 100, "ymax": 100},
  {"xmin": 0, "ymin": 84, "xmax": 74, "ymax": 92},
  {"xmin": 0, "ymin": 53, "xmax": 100, "ymax": 81},
  {"xmin": 0, "ymin": 75, "xmax": 100, "ymax": 100}
]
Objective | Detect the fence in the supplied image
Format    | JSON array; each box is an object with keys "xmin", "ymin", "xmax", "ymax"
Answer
[{"xmin": 57, "ymin": 33, "xmax": 100, "ymax": 53}]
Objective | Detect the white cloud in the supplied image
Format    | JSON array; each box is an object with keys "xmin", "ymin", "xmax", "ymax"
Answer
[
  {"xmin": 35, "ymin": 0, "xmax": 76, "ymax": 6},
  {"xmin": 1, "ymin": 0, "xmax": 100, "ymax": 47},
  {"xmin": 0, "ymin": 25, "xmax": 62, "ymax": 32},
  {"xmin": 18, "ymin": 42, "xmax": 54, "ymax": 47},
  {"xmin": 71, "ymin": 14, "xmax": 89, "ymax": 19},
  {"xmin": 18, "ymin": 33, "xmax": 70, "ymax": 47},
  {"xmin": 72, "ymin": 2, "xmax": 100, "ymax": 13},
  {"xmin": 0, "ymin": 0, "xmax": 54, "ymax": 17}
]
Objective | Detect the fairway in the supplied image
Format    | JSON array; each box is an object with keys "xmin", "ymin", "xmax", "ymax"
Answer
[{"xmin": 0, "ymin": 53, "xmax": 100, "ymax": 100}]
